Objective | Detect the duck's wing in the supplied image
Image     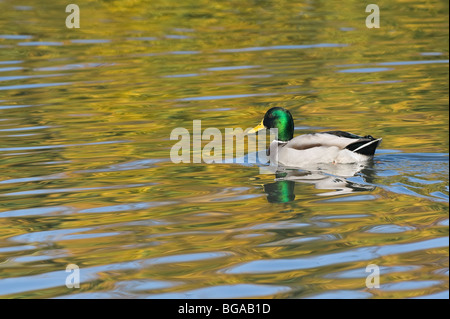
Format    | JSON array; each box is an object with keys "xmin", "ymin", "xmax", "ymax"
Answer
[
  {"xmin": 324, "ymin": 131, "xmax": 382, "ymax": 156},
  {"xmin": 285, "ymin": 131, "xmax": 381, "ymax": 156},
  {"xmin": 285, "ymin": 131, "xmax": 363, "ymax": 149}
]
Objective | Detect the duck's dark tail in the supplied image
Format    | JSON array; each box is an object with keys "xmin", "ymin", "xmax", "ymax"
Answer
[{"xmin": 345, "ymin": 137, "xmax": 382, "ymax": 156}]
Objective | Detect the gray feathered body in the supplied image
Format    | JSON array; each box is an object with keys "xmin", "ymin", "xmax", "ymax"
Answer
[{"xmin": 269, "ymin": 131, "xmax": 382, "ymax": 167}]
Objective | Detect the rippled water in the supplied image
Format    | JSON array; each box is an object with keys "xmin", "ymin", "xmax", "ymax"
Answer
[{"xmin": 0, "ymin": 0, "xmax": 448, "ymax": 299}]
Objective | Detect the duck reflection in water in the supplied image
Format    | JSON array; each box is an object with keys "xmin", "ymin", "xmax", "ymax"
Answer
[{"xmin": 262, "ymin": 162, "xmax": 376, "ymax": 203}]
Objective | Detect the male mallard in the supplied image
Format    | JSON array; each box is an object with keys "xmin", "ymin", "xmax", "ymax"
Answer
[{"xmin": 248, "ymin": 107, "xmax": 382, "ymax": 166}]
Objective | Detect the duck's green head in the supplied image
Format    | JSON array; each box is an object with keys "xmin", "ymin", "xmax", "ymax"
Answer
[{"xmin": 249, "ymin": 107, "xmax": 294, "ymax": 141}]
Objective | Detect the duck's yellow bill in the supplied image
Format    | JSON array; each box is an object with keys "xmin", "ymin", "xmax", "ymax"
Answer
[{"xmin": 248, "ymin": 121, "xmax": 266, "ymax": 134}]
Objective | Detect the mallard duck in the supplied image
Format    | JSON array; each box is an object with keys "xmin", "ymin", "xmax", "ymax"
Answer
[{"xmin": 248, "ymin": 107, "xmax": 382, "ymax": 166}]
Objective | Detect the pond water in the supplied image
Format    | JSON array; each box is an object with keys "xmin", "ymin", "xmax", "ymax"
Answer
[{"xmin": 0, "ymin": 0, "xmax": 448, "ymax": 299}]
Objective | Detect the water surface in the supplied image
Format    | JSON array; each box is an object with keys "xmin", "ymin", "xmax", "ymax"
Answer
[{"xmin": 0, "ymin": 0, "xmax": 448, "ymax": 299}]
